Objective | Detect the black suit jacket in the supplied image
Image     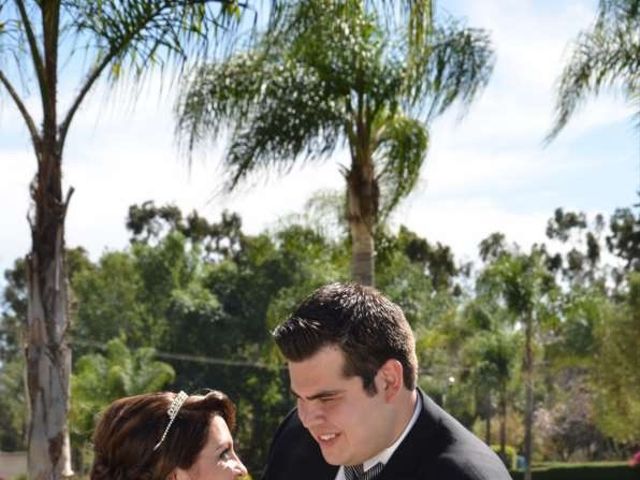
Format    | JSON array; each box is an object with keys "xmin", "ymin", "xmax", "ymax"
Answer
[{"xmin": 261, "ymin": 389, "xmax": 512, "ymax": 480}]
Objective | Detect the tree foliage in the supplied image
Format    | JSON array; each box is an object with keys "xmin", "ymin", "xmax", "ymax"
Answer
[
  {"xmin": 548, "ymin": 0, "xmax": 640, "ymax": 139},
  {"xmin": 70, "ymin": 338, "xmax": 175, "ymax": 473},
  {"xmin": 176, "ymin": 0, "xmax": 494, "ymax": 285},
  {"xmin": 592, "ymin": 273, "xmax": 640, "ymax": 443},
  {"xmin": 478, "ymin": 244, "xmax": 559, "ymax": 478},
  {"xmin": 607, "ymin": 199, "xmax": 640, "ymax": 280},
  {"xmin": 2, "ymin": 199, "xmax": 640, "ymax": 471},
  {"xmin": 0, "ymin": 1, "xmax": 256, "ymax": 477}
]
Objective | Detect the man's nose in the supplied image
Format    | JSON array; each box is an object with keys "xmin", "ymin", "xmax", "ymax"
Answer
[{"xmin": 298, "ymin": 401, "xmax": 323, "ymax": 427}]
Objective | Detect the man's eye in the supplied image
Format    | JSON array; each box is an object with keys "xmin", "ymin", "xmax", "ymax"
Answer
[{"xmin": 319, "ymin": 397, "xmax": 335, "ymax": 403}]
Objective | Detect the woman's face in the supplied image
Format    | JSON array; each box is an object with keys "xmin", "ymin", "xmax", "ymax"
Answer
[{"xmin": 174, "ymin": 415, "xmax": 247, "ymax": 480}]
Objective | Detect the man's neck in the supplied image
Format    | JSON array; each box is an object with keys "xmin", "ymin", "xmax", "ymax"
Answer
[
  {"xmin": 389, "ymin": 388, "xmax": 419, "ymax": 447},
  {"xmin": 360, "ymin": 389, "xmax": 420, "ymax": 472}
]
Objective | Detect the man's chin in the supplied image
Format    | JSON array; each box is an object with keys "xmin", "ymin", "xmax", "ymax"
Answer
[
  {"xmin": 318, "ymin": 446, "xmax": 346, "ymax": 466},
  {"xmin": 321, "ymin": 454, "xmax": 344, "ymax": 466}
]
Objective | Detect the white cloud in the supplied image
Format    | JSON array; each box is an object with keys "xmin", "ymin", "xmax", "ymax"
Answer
[
  {"xmin": 0, "ymin": 150, "xmax": 33, "ymax": 269},
  {"xmin": 393, "ymin": 195, "xmax": 550, "ymax": 262}
]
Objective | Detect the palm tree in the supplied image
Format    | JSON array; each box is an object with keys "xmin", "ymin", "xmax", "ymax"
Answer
[
  {"xmin": 464, "ymin": 305, "xmax": 518, "ymax": 465},
  {"xmin": 548, "ymin": 0, "xmax": 640, "ymax": 140},
  {"xmin": 176, "ymin": 0, "xmax": 494, "ymax": 286},
  {"xmin": 0, "ymin": 2, "xmax": 251, "ymax": 478},
  {"xmin": 71, "ymin": 338, "xmax": 175, "ymax": 474},
  {"xmin": 479, "ymin": 246, "xmax": 559, "ymax": 480}
]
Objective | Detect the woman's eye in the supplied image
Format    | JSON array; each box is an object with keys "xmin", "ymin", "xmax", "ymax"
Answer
[{"xmin": 219, "ymin": 448, "xmax": 231, "ymax": 460}]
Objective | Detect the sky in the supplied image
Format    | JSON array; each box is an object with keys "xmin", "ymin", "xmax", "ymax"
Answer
[{"xmin": 1, "ymin": 0, "xmax": 639, "ymax": 280}]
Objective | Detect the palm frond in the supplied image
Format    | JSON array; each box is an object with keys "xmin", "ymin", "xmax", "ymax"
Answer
[
  {"xmin": 175, "ymin": 0, "xmax": 492, "ymax": 221},
  {"xmin": 375, "ymin": 113, "xmax": 429, "ymax": 219},
  {"xmin": 175, "ymin": 51, "xmax": 266, "ymax": 152},
  {"xmin": 548, "ymin": 0, "xmax": 640, "ymax": 140},
  {"xmin": 177, "ymin": 53, "xmax": 344, "ymax": 189},
  {"xmin": 65, "ymin": 0, "xmax": 243, "ymax": 84},
  {"xmin": 224, "ymin": 61, "xmax": 344, "ymax": 188},
  {"xmin": 415, "ymin": 20, "xmax": 495, "ymax": 121}
]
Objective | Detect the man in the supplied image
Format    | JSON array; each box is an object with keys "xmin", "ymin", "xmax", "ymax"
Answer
[{"xmin": 261, "ymin": 283, "xmax": 512, "ymax": 480}]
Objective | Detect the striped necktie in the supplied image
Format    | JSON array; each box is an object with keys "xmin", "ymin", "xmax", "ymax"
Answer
[{"xmin": 344, "ymin": 462, "xmax": 384, "ymax": 480}]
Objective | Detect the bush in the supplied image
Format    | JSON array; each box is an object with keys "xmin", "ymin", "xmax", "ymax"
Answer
[
  {"xmin": 491, "ymin": 444, "xmax": 517, "ymax": 470},
  {"xmin": 510, "ymin": 462, "xmax": 640, "ymax": 480}
]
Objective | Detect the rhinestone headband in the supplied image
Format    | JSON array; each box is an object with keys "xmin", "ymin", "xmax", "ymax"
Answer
[{"xmin": 153, "ymin": 391, "xmax": 188, "ymax": 451}]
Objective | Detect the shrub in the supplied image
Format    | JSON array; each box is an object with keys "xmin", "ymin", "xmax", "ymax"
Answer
[
  {"xmin": 491, "ymin": 444, "xmax": 517, "ymax": 470},
  {"xmin": 510, "ymin": 462, "xmax": 640, "ymax": 480}
]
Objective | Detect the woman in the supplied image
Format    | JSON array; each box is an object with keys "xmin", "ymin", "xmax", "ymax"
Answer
[{"xmin": 91, "ymin": 390, "xmax": 247, "ymax": 479}]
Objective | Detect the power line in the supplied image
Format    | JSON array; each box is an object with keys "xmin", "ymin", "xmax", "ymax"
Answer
[{"xmin": 72, "ymin": 339, "xmax": 284, "ymax": 370}]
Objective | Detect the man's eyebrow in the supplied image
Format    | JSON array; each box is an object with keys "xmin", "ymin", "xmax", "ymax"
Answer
[{"xmin": 290, "ymin": 389, "xmax": 343, "ymax": 401}]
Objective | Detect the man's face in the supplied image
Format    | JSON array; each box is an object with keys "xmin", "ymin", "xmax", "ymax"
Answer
[{"xmin": 289, "ymin": 345, "xmax": 393, "ymax": 466}]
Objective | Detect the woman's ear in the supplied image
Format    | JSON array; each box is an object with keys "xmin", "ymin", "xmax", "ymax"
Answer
[{"xmin": 377, "ymin": 359, "xmax": 403, "ymax": 402}]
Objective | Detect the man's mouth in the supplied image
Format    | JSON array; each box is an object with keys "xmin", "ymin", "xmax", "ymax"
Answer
[{"xmin": 316, "ymin": 432, "xmax": 339, "ymax": 444}]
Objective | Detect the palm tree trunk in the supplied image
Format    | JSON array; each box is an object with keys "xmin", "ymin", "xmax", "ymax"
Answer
[
  {"xmin": 24, "ymin": 5, "xmax": 74, "ymax": 476},
  {"xmin": 346, "ymin": 156, "xmax": 377, "ymax": 286},
  {"xmin": 485, "ymin": 415, "xmax": 491, "ymax": 445},
  {"xmin": 484, "ymin": 393, "xmax": 492, "ymax": 445},
  {"xmin": 350, "ymin": 220, "xmax": 375, "ymax": 286},
  {"xmin": 523, "ymin": 314, "xmax": 534, "ymax": 480},
  {"xmin": 26, "ymin": 144, "xmax": 74, "ymax": 480},
  {"xmin": 499, "ymin": 384, "xmax": 507, "ymax": 467}
]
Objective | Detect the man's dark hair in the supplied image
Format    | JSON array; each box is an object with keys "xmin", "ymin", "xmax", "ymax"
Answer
[{"xmin": 273, "ymin": 283, "xmax": 418, "ymax": 393}]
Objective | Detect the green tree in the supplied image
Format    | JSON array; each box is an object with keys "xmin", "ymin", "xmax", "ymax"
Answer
[
  {"xmin": 72, "ymin": 228, "xmax": 229, "ymax": 356},
  {"xmin": 176, "ymin": 0, "xmax": 494, "ymax": 285},
  {"xmin": 548, "ymin": 0, "xmax": 640, "ymax": 139},
  {"xmin": 70, "ymin": 338, "xmax": 175, "ymax": 474},
  {"xmin": 120, "ymin": 204, "xmax": 349, "ymax": 472},
  {"xmin": 1, "ymin": 259, "xmax": 28, "ymax": 363},
  {"xmin": 127, "ymin": 201, "xmax": 244, "ymax": 260},
  {"xmin": 72, "ymin": 252, "xmax": 150, "ymax": 350},
  {"xmin": 544, "ymin": 208, "xmax": 607, "ymax": 288},
  {"xmin": 0, "ymin": 2, "xmax": 249, "ymax": 477},
  {"xmin": 479, "ymin": 244, "xmax": 558, "ymax": 480},
  {"xmin": 462, "ymin": 303, "xmax": 519, "ymax": 462},
  {"xmin": 592, "ymin": 272, "xmax": 640, "ymax": 444},
  {"xmin": 0, "ymin": 356, "xmax": 27, "ymax": 451},
  {"xmin": 607, "ymin": 198, "xmax": 640, "ymax": 286}
]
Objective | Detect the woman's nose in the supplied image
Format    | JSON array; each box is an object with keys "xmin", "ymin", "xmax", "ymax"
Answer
[{"xmin": 232, "ymin": 454, "xmax": 248, "ymax": 477}]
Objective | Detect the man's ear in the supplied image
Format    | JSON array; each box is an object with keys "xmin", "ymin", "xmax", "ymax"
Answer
[{"xmin": 377, "ymin": 359, "xmax": 404, "ymax": 402}]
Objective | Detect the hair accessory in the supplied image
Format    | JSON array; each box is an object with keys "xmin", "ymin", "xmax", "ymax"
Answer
[{"xmin": 153, "ymin": 391, "xmax": 188, "ymax": 451}]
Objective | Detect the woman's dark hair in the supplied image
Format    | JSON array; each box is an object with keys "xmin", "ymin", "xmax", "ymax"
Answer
[
  {"xmin": 273, "ymin": 282, "xmax": 418, "ymax": 393},
  {"xmin": 90, "ymin": 390, "xmax": 235, "ymax": 480}
]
